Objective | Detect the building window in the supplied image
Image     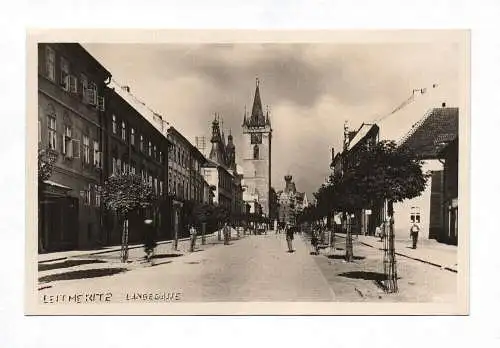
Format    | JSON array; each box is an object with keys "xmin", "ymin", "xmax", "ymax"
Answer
[
  {"xmin": 140, "ymin": 135, "xmax": 144, "ymax": 152},
  {"xmin": 112, "ymin": 157, "xmax": 117, "ymax": 175},
  {"xmin": 45, "ymin": 46, "xmax": 56, "ymax": 81},
  {"xmin": 86, "ymin": 82, "xmax": 97, "ymax": 105},
  {"xmin": 82, "ymin": 188, "xmax": 91, "ymax": 206},
  {"xmin": 159, "ymin": 150, "xmax": 163, "ymax": 164},
  {"xmin": 95, "ymin": 185, "xmax": 101, "ymax": 207},
  {"xmin": 62, "ymin": 126, "xmax": 72, "ymax": 157},
  {"xmin": 117, "ymin": 158, "xmax": 122, "ymax": 174},
  {"xmin": 154, "ymin": 177, "xmax": 158, "ymax": 194},
  {"xmin": 148, "ymin": 141, "xmax": 152, "ymax": 156},
  {"xmin": 253, "ymin": 145, "xmax": 259, "ymax": 160},
  {"xmin": 82, "ymin": 135, "xmax": 90, "ymax": 164},
  {"xmin": 60, "ymin": 57, "xmax": 70, "ymax": 90},
  {"xmin": 47, "ymin": 116, "xmax": 57, "ymax": 150},
  {"xmin": 93, "ymin": 140, "xmax": 100, "ymax": 168},
  {"xmin": 153, "ymin": 145, "xmax": 157, "ymax": 160},
  {"xmin": 131, "ymin": 161, "xmax": 136, "ymax": 175},
  {"xmin": 121, "ymin": 121, "xmax": 126, "ymax": 141},
  {"xmin": 80, "ymin": 73, "xmax": 88, "ymax": 96},
  {"xmin": 112, "ymin": 115, "xmax": 117, "ymax": 134},
  {"xmin": 131, "ymin": 128, "xmax": 135, "ymax": 146},
  {"xmin": 410, "ymin": 207, "xmax": 421, "ymax": 224}
]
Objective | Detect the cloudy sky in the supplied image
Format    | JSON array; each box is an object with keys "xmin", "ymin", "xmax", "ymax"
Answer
[{"xmin": 84, "ymin": 41, "xmax": 465, "ymax": 198}]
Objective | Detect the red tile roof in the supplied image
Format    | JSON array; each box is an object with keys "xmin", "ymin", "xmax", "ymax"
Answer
[{"xmin": 398, "ymin": 107, "xmax": 459, "ymax": 159}]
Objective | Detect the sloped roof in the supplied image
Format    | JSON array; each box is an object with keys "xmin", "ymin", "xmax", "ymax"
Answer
[
  {"xmin": 109, "ymin": 80, "xmax": 168, "ymax": 136},
  {"xmin": 348, "ymin": 123, "xmax": 378, "ymax": 151},
  {"xmin": 398, "ymin": 107, "xmax": 458, "ymax": 159}
]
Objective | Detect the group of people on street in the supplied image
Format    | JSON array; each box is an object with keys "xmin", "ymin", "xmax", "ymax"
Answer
[{"xmin": 375, "ymin": 221, "xmax": 421, "ymax": 249}]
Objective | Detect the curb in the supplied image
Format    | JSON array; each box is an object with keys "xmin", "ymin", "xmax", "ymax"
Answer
[
  {"xmin": 38, "ymin": 232, "xmax": 218, "ymax": 264},
  {"xmin": 358, "ymin": 240, "xmax": 458, "ymax": 273}
]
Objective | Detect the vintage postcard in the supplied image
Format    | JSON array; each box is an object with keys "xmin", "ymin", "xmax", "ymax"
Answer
[{"xmin": 26, "ymin": 29, "xmax": 470, "ymax": 315}]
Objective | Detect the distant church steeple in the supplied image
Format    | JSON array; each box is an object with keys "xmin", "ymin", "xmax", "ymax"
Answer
[
  {"xmin": 227, "ymin": 128, "xmax": 236, "ymax": 171},
  {"xmin": 209, "ymin": 113, "xmax": 225, "ymax": 165},
  {"xmin": 241, "ymin": 78, "xmax": 272, "ymax": 217},
  {"xmin": 248, "ymin": 77, "xmax": 266, "ymax": 127}
]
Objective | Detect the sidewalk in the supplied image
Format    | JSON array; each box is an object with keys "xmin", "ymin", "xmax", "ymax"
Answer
[
  {"xmin": 352, "ymin": 234, "xmax": 458, "ymax": 272},
  {"xmin": 37, "ymin": 229, "xmax": 237, "ymax": 264}
]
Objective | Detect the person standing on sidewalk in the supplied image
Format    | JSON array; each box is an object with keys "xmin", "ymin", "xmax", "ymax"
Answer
[
  {"xmin": 223, "ymin": 222, "xmax": 230, "ymax": 245},
  {"xmin": 285, "ymin": 223, "xmax": 294, "ymax": 252},
  {"xmin": 410, "ymin": 223, "xmax": 420, "ymax": 249},
  {"xmin": 189, "ymin": 224, "xmax": 197, "ymax": 252}
]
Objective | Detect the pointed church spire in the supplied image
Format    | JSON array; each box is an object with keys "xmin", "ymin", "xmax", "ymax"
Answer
[{"xmin": 249, "ymin": 77, "xmax": 265, "ymax": 126}]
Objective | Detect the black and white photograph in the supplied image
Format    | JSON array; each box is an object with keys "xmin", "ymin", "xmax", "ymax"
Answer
[{"xmin": 26, "ymin": 30, "xmax": 469, "ymax": 315}]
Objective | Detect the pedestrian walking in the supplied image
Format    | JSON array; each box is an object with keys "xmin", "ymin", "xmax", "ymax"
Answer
[
  {"xmin": 410, "ymin": 223, "xmax": 420, "ymax": 249},
  {"xmin": 189, "ymin": 224, "xmax": 197, "ymax": 252},
  {"xmin": 285, "ymin": 224, "xmax": 294, "ymax": 252},
  {"xmin": 311, "ymin": 227, "xmax": 319, "ymax": 255},
  {"xmin": 223, "ymin": 222, "xmax": 230, "ymax": 245}
]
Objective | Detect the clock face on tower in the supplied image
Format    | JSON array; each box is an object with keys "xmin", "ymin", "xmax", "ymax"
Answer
[{"xmin": 251, "ymin": 133, "xmax": 262, "ymax": 144}]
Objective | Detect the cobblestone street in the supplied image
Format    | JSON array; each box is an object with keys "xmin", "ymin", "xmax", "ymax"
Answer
[{"xmin": 38, "ymin": 231, "xmax": 457, "ymax": 304}]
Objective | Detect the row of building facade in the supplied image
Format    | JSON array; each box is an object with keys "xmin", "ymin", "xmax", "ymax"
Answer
[
  {"xmin": 37, "ymin": 43, "xmax": 249, "ymax": 252},
  {"xmin": 330, "ymin": 103, "xmax": 459, "ymax": 245}
]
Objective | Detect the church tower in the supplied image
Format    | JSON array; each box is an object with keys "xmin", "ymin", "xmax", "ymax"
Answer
[{"xmin": 242, "ymin": 78, "xmax": 272, "ymax": 216}]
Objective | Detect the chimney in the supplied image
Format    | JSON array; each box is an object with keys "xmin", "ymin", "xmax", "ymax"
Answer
[
  {"xmin": 122, "ymin": 86, "xmax": 130, "ymax": 93},
  {"xmin": 441, "ymin": 102, "xmax": 446, "ymax": 108}
]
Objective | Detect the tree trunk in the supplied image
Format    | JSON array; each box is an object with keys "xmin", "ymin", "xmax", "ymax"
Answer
[
  {"xmin": 121, "ymin": 218, "xmax": 129, "ymax": 263},
  {"xmin": 385, "ymin": 200, "xmax": 398, "ymax": 293},
  {"xmin": 218, "ymin": 222, "xmax": 222, "ymax": 241},
  {"xmin": 345, "ymin": 212, "xmax": 354, "ymax": 262}
]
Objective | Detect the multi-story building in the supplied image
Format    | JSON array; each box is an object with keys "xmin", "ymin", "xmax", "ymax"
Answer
[
  {"xmin": 167, "ymin": 126, "xmax": 208, "ymax": 238},
  {"xmin": 277, "ymin": 175, "xmax": 308, "ymax": 226},
  {"xmin": 38, "ymin": 43, "xmax": 111, "ymax": 252},
  {"xmin": 102, "ymin": 83, "xmax": 172, "ymax": 245},
  {"xmin": 241, "ymin": 79, "xmax": 272, "ymax": 217}
]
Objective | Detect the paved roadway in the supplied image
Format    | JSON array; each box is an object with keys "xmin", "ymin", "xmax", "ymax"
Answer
[{"xmin": 39, "ymin": 233, "xmax": 336, "ymax": 302}]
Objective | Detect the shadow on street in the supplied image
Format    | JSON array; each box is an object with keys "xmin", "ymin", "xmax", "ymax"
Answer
[
  {"xmin": 150, "ymin": 260, "xmax": 173, "ymax": 267},
  {"xmin": 38, "ymin": 259, "xmax": 107, "ymax": 272},
  {"xmin": 39, "ymin": 268, "xmax": 128, "ymax": 283},
  {"xmin": 151, "ymin": 253, "xmax": 183, "ymax": 260},
  {"xmin": 338, "ymin": 271, "xmax": 399, "ymax": 282},
  {"xmin": 327, "ymin": 255, "xmax": 366, "ymax": 261}
]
